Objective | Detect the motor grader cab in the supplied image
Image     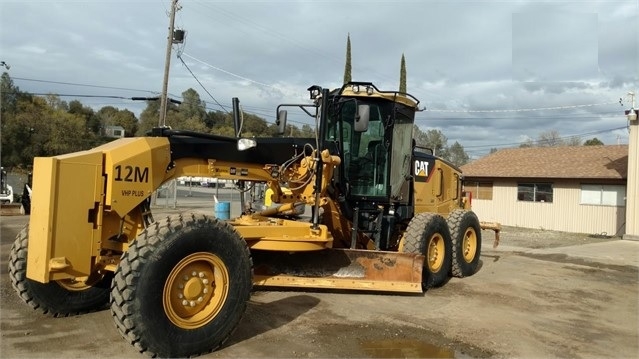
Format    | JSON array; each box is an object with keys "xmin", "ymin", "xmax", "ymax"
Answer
[{"xmin": 10, "ymin": 82, "xmax": 489, "ymax": 357}]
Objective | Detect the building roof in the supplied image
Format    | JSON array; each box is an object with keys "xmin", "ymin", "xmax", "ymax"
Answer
[{"xmin": 461, "ymin": 145, "xmax": 628, "ymax": 179}]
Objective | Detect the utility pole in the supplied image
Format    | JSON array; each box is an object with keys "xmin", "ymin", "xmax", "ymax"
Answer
[
  {"xmin": 159, "ymin": 0, "xmax": 180, "ymax": 127},
  {"xmin": 624, "ymin": 91, "xmax": 638, "ymax": 240},
  {"xmin": 0, "ymin": 61, "xmax": 10, "ymax": 127}
]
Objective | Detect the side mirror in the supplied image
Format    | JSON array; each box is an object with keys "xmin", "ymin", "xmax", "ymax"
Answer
[
  {"xmin": 277, "ymin": 110, "xmax": 288, "ymax": 135},
  {"xmin": 354, "ymin": 104, "xmax": 370, "ymax": 132}
]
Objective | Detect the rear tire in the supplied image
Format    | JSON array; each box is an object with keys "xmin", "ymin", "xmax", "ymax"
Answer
[
  {"xmin": 110, "ymin": 213, "xmax": 253, "ymax": 358},
  {"xmin": 8, "ymin": 225, "xmax": 112, "ymax": 316},
  {"xmin": 447, "ymin": 210, "xmax": 482, "ymax": 277},
  {"xmin": 403, "ymin": 213, "xmax": 452, "ymax": 289}
]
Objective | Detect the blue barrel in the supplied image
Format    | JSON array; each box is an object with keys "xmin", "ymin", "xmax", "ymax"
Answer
[{"xmin": 214, "ymin": 202, "xmax": 230, "ymax": 220}]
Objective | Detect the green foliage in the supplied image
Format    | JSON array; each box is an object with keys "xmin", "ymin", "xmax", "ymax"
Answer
[
  {"xmin": 97, "ymin": 106, "xmax": 138, "ymax": 137},
  {"xmin": 447, "ymin": 141, "xmax": 470, "ymax": 167},
  {"xmin": 137, "ymin": 99, "xmax": 162, "ymax": 136},
  {"xmin": 583, "ymin": 137, "xmax": 604, "ymax": 146},
  {"xmin": 179, "ymin": 88, "xmax": 207, "ymax": 120},
  {"xmin": 343, "ymin": 34, "xmax": 352, "ymax": 84},
  {"xmin": 1, "ymin": 72, "xmax": 31, "ymax": 115},
  {"xmin": 413, "ymin": 125, "xmax": 470, "ymax": 166},
  {"xmin": 1, "ymin": 95, "xmax": 97, "ymax": 168},
  {"xmin": 68, "ymin": 100, "xmax": 102, "ymax": 135},
  {"xmin": 399, "ymin": 53, "xmax": 407, "ymax": 93},
  {"xmin": 413, "ymin": 125, "xmax": 448, "ymax": 157}
]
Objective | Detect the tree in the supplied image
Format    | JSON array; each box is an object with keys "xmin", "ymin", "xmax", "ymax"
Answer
[
  {"xmin": 519, "ymin": 138, "xmax": 534, "ymax": 148},
  {"xmin": 584, "ymin": 137, "xmax": 604, "ymax": 146},
  {"xmin": 414, "ymin": 126, "xmax": 448, "ymax": 157},
  {"xmin": 343, "ymin": 34, "xmax": 352, "ymax": 84},
  {"xmin": 179, "ymin": 88, "xmax": 207, "ymax": 121},
  {"xmin": 299, "ymin": 124, "xmax": 315, "ymax": 137},
  {"xmin": 1, "ymin": 95, "xmax": 93, "ymax": 168},
  {"xmin": 137, "ymin": 99, "xmax": 161, "ymax": 136},
  {"xmin": 413, "ymin": 125, "xmax": 470, "ymax": 164},
  {"xmin": 44, "ymin": 94, "xmax": 68, "ymax": 111},
  {"xmin": 447, "ymin": 141, "xmax": 470, "ymax": 166},
  {"xmin": 97, "ymin": 106, "xmax": 138, "ymax": 137},
  {"xmin": 1, "ymin": 72, "xmax": 31, "ymax": 116},
  {"xmin": 69, "ymin": 100, "xmax": 101, "ymax": 135},
  {"xmin": 399, "ymin": 53, "xmax": 407, "ymax": 93},
  {"xmin": 537, "ymin": 130, "xmax": 564, "ymax": 147},
  {"xmin": 239, "ymin": 112, "xmax": 269, "ymax": 137}
]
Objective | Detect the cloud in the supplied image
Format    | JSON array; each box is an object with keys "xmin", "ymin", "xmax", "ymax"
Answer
[{"xmin": 0, "ymin": 0, "xmax": 636, "ymax": 157}]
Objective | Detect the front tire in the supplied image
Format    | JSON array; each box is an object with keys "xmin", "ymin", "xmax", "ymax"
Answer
[
  {"xmin": 403, "ymin": 213, "xmax": 452, "ymax": 289},
  {"xmin": 8, "ymin": 225, "xmax": 112, "ymax": 316},
  {"xmin": 110, "ymin": 213, "xmax": 253, "ymax": 358},
  {"xmin": 447, "ymin": 210, "xmax": 482, "ymax": 277}
]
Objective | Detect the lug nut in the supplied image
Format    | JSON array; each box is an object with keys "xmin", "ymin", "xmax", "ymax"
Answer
[
  {"xmin": 183, "ymin": 275, "xmax": 189, "ymax": 281},
  {"xmin": 198, "ymin": 272, "xmax": 205, "ymax": 278},
  {"xmin": 192, "ymin": 271, "xmax": 197, "ymax": 277},
  {"xmin": 202, "ymin": 279, "xmax": 209, "ymax": 285},
  {"xmin": 178, "ymin": 293, "xmax": 183, "ymax": 299},
  {"xmin": 203, "ymin": 288, "xmax": 208, "ymax": 294},
  {"xmin": 182, "ymin": 300, "xmax": 188, "ymax": 306},
  {"xmin": 197, "ymin": 297, "xmax": 203, "ymax": 302},
  {"xmin": 189, "ymin": 301, "xmax": 195, "ymax": 307}
]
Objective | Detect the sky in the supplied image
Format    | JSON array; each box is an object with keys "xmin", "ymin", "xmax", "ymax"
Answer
[{"xmin": 1, "ymin": 0, "xmax": 637, "ymax": 158}]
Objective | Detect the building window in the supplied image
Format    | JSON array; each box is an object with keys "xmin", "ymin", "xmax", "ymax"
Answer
[
  {"xmin": 113, "ymin": 129, "xmax": 123, "ymax": 137},
  {"xmin": 580, "ymin": 184, "xmax": 625, "ymax": 206},
  {"xmin": 465, "ymin": 181, "xmax": 493, "ymax": 200},
  {"xmin": 517, "ymin": 183, "xmax": 553, "ymax": 203}
]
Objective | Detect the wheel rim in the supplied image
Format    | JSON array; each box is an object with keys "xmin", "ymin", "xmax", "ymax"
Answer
[
  {"xmin": 462, "ymin": 228, "xmax": 478, "ymax": 263},
  {"xmin": 163, "ymin": 252, "xmax": 229, "ymax": 329},
  {"xmin": 426, "ymin": 233, "xmax": 445, "ymax": 272}
]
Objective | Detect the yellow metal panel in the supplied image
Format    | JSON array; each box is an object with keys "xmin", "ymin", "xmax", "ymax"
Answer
[
  {"xmin": 27, "ymin": 151, "xmax": 103, "ymax": 283},
  {"xmin": 102, "ymin": 137, "xmax": 171, "ymax": 217},
  {"xmin": 233, "ymin": 217, "xmax": 333, "ymax": 251}
]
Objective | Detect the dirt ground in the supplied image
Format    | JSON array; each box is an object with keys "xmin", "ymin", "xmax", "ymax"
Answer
[{"xmin": 1, "ymin": 213, "xmax": 637, "ymax": 358}]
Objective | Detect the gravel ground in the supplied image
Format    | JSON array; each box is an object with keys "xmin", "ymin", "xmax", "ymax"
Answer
[{"xmin": 485, "ymin": 225, "xmax": 618, "ymax": 249}]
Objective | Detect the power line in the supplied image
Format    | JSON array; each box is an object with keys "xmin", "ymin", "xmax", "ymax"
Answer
[
  {"xmin": 12, "ymin": 77, "xmax": 160, "ymax": 95},
  {"xmin": 177, "ymin": 54, "xmax": 230, "ymax": 114},
  {"xmin": 416, "ymin": 111, "xmax": 624, "ymax": 121},
  {"xmin": 2, "ymin": 92, "xmax": 135, "ymax": 100},
  {"xmin": 462, "ymin": 126, "xmax": 627, "ymax": 150},
  {"xmin": 425, "ymin": 101, "xmax": 619, "ymax": 113},
  {"xmin": 181, "ymin": 52, "xmax": 277, "ymax": 89}
]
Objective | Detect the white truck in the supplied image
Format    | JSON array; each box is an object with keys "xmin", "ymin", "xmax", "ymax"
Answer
[{"xmin": 0, "ymin": 168, "xmax": 13, "ymax": 204}]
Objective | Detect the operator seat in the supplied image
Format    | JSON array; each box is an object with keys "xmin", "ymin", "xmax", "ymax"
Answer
[{"xmin": 365, "ymin": 140, "xmax": 386, "ymax": 183}]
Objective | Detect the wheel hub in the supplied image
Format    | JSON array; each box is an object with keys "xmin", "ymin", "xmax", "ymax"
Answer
[
  {"xmin": 462, "ymin": 228, "xmax": 477, "ymax": 263},
  {"xmin": 427, "ymin": 234, "xmax": 445, "ymax": 272},
  {"xmin": 163, "ymin": 253, "xmax": 229, "ymax": 329}
]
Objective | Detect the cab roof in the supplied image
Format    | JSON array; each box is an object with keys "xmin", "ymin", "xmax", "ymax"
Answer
[{"xmin": 330, "ymin": 82, "xmax": 420, "ymax": 109}]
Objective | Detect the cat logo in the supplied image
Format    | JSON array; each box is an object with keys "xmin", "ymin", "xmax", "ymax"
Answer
[
  {"xmin": 414, "ymin": 159, "xmax": 433, "ymax": 182},
  {"xmin": 414, "ymin": 160, "xmax": 429, "ymax": 176}
]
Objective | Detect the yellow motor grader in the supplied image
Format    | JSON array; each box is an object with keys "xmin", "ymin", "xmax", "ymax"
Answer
[{"xmin": 9, "ymin": 82, "xmax": 498, "ymax": 357}]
